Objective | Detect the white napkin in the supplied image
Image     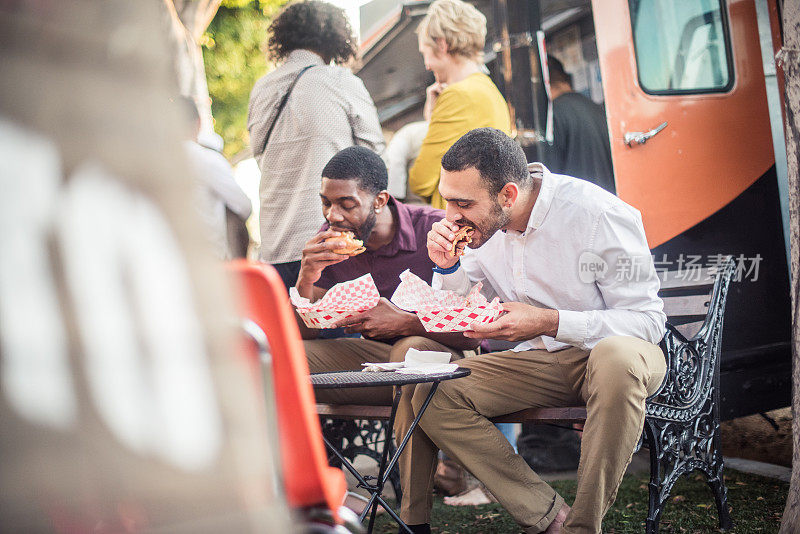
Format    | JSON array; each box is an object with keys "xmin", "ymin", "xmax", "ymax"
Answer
[
  {"xmin": 360, "ymin": 348, "xmax": 457, "ymax": 375},
  {"xmin": 404, "ymin": 348, "xmax": 452, "ymax": 366},
  {"xmin": 396, "ymin": 363, "xmax": 458, "ymax": 375},
  {"xmin": 361, "ymin": 362, "xmax": 406, "ymax": 372}
]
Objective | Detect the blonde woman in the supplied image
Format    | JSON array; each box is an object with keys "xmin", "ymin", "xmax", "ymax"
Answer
[{"xmin": 408, "ymin": 0, "xmax": 512, "ymax": 209}]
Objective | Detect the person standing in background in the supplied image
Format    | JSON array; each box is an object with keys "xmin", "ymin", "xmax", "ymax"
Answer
[
  {"xmin": 383, "ymin": 120, "xmax": 429, "ymax": 204},
  {"xmin": 542, "ymin": 55, "xmax": 615, "ymax": 194},
  {"xmin": 408, "ymin": 0, "xmax": 511, "ymax": 210},
  {"xmin": 182, "ymin": 97, "xmax": 252, "ymax": 260},
  {"xmin": 248, "ymin": 0, "xmax": 384, "ymax": 289}
]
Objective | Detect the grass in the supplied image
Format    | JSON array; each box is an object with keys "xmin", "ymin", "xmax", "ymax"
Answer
[{"xmin": 372, "ymin": 468, "xmax": 787, "ymax": 533}]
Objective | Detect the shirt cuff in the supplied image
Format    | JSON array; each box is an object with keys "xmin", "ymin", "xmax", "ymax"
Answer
[
  {"xmin": 432, "ymin": 260, "xmax": 460, "ymax": 275},
  {"xmin": 432, "ymin": 267, "xmax": 471, "ymax": 293},
  {"xmin": 555, "ymin": 310, "xmax": 589, "ymax": 348}
]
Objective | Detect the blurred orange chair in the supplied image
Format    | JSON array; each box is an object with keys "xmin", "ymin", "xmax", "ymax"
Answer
[{"xmin": 228, "ymin": 260, "xmax": 351, "ymax": 528}]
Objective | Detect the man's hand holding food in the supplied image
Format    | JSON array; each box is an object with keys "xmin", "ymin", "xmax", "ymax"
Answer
[
  {"xmin": 427, "ymin": 219, "xmax": 472, "ymax": 268},
  {"xmin": 465, "ymin": 302, "xmax": 558, "ymax": 341},
  {"xmin": 427, "ymin": 218, "xmax": 559, "ymax": 342},
  {"xmin": 295, "ymin": 229, "xmax": 363, "ymax": 300}
]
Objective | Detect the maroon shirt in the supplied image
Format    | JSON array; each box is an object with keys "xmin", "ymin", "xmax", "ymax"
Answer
[{"xmin": 317, "ymin": 197, "xmax": 443, "ymax": 298}]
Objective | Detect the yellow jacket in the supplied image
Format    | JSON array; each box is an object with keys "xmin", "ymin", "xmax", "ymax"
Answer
[{"xmin": 408, "ymin": 73, "xmax": 512, "ymax": 209}]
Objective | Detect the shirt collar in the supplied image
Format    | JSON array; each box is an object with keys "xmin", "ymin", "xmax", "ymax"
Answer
[
  {"xmin": 376, "ymin": 197, "xmax": 417, "ymax": 256},
  {"xmin": 525, "ymin": 163, "xmax": 556, "ymax": 232},
  {"xmin": 285, "ymin": 49, "xmax": 325, "ymax": 67}
]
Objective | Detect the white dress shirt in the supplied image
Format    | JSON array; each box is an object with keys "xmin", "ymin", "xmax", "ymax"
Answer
[
  {"xmin": 184, "ymin": 141, "xmax": 252, "ymax": 259},
  {"xmin": 433, "ymin": 163, "xmax": 666, "ymax": 352}
]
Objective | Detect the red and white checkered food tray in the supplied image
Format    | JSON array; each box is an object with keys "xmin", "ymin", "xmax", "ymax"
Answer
[
  {"xmin": 390, "ymin": 270, "xmax": 502, "ymax": 332},
  {"xmin": 289, "ymin": 274, "xmax": 380, "ymax": 329}
]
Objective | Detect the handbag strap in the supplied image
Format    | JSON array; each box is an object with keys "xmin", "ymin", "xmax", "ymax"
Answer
[{"xmin": 257, "ymin": 64, "xmax": 314, "ymax": 157}]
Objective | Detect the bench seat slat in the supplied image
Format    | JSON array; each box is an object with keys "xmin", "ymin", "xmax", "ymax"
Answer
[
  {"xmin": 316, "ymin": 403, "xmax": 392, "ymax": 420},
  {"xmin": 316, "ymin": 404, "xmax": 589, "ymax": 424},
  {"xmin": 657, "ymin": 269, "xmax": 714, "ymax": 289},
  {"xmin": 490, "ymin": 407, "xmax": 587, "ymax": 424},
  {"xmin": 661, "ymin": 294, "xmax": 710, "ymax": 317}
]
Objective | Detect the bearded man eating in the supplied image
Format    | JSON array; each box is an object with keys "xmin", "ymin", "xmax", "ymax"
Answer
[{"xmin": 394, "ymin": 128, "xmax": 667, "ymax": 534}]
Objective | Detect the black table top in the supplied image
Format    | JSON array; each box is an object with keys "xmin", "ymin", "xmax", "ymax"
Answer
[{"xmin": 310, "ymin": 368, "xmax": 471, "ymax": 389}]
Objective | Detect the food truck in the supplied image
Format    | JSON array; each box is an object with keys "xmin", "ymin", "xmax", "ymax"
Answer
[{"xmin": 356, "ymin": 0, "xmax": 792, "ymax": 419}]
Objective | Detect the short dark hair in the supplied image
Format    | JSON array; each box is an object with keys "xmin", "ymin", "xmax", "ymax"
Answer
[
  {"xmin": 322, "ymin": 146, "xmax": 388, "ymax": 195},
  {"xmin": 441, "ymin": 128, "xmax": 529, "ymax": 195},
  {"xmin": 547, "ymin": 55, "xmax": 572, "ymax": 86},
  {"xmin": 267, "ymin": 0, "xmax": 357, "ymax": 64}
]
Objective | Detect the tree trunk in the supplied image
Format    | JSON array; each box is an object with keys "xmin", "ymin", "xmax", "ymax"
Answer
[
  {"xmin": 163, "ymin": 0, "xmax": 222, "ymax": 131},
  {"xmin": 779, "ymin": 1, "xmax": 800, "ymax": 532}
]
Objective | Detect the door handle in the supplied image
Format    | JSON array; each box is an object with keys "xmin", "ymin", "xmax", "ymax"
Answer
[{"xmin": 624, "ymin": 121, "xmax": 667, "ymax": 147}]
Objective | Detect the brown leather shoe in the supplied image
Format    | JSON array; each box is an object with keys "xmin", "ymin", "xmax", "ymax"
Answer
[{"xmin": 543, "ymin": 503, "xmax": 570, "ymax": 534}]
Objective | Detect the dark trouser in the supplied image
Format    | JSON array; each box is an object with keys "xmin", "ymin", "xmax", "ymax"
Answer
[{"xmin": 272, "ymin": 260, "xmax": 301, "ymax": 291}]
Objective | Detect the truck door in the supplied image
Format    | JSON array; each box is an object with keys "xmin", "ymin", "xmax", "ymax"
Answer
[{"xmin": 593, "ymin": 0, "xmax": 774, "ymax": 248}]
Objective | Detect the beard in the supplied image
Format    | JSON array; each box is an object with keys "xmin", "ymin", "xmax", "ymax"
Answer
[
  {"xmin": 460, "ymin": 201, "xmax": 510, "ymax": 248},
  {"xmin": 354, "ymin": 209, "xmax": 377, "ymax": 243}
]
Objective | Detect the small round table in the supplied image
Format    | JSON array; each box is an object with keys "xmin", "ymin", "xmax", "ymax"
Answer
[{"xmin": 311, "ymin": 368, "xmax": 471, "ymax": 534}]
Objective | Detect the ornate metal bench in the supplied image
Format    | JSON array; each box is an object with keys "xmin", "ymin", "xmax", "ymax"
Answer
[{"xmin": 318, "ymin": 257, "xmax": 735, "ymax": 533}]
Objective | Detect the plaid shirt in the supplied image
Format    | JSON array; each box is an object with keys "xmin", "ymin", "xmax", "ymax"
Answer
[{"xmin": 248, "ymin": 50, "xmax": 384, "ymax": 263}]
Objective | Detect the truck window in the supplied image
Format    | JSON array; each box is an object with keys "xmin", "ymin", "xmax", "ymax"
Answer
[{"xmin": 629, "ymin": 0, "xmax": 733, "ymax": 94}]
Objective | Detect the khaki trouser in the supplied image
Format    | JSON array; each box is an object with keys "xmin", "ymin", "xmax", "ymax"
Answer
[
  {"xmin": 402, "ymin": 335, "xmax": 666, "ymax": 534},
  {"xmin": 304, "ymin": 336, "xmax": 466, "ymax": 515}
]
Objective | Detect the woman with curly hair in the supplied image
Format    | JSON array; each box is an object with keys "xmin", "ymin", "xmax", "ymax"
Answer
[{"xmin": 248, "ymin": 0, "xmax": 384, "ymax": 289}]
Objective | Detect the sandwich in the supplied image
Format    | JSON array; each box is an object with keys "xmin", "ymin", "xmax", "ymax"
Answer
[
  {"xmin": 327, "ymin": 231, "xmax": 366, "ymax": 256},
  {"xmin": 450, "ymin": 226, "xmax": 474, "ymax": 257}
]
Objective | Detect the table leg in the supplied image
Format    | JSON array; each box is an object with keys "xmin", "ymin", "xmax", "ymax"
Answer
[
  {"xmin": 367, "ymin": 387, "xmax": 403, "ymax": 533},
  {"xmin": 318, "ymin": 380, "xmax": 443, "ymax": 534},
  {"xmin": 322, "ymin": 435, "xmax": 372, "ymax": 489},
  {"xmin": 369, "ymin": 381, "xmax": 441, "ymax": 534}
]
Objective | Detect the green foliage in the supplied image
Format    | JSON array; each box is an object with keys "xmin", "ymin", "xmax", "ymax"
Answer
[{"xmin": 203, "ymin": 0, "xmax": 287, "ymax": 159}]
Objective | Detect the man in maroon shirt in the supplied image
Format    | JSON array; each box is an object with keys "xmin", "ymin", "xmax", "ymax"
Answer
[
  {"xmin": 294, "ymin": 147, "xmax": 477, "ymax": 521},
  {"xmin": 295, "ymin": 146, "xmax": 477, "ymax": 379}
]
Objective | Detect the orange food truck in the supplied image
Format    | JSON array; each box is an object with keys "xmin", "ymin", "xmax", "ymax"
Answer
[{"xmin": 356, "ymin": 0, "xmax": 791, "ymax": 419}]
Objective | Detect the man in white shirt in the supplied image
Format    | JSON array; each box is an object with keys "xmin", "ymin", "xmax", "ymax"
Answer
[
  {"xmin": 182, "ymin": 98, "xmax": 252, "ymax": 260},
  {"xmin": 400, "ymin": 127, "xmax": 667, "ymax": 534}
]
